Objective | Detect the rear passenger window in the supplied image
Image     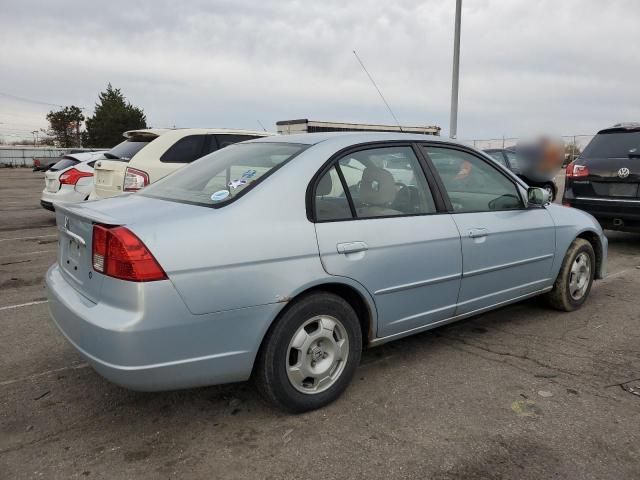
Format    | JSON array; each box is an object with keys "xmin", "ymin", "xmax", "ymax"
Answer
[
  {"xmin": 337, "ymin": 146, "xmax": 436, "ymax": 218},
  {"xmin": 160, "ymin": 135, "xmax": 206, "ymax": 163},
  {"xmin": 314, "ymin": 167, "xmax": 352, "ymax": 221}
]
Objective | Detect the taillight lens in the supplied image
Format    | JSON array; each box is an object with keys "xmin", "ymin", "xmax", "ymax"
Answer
[
  {"xmin": 566, "ymin": 161, "xmax": 589, "ymax": 178},
  {"xmin": 123, "ymin": 167, "xmax": 149, "ymax": 192},
  {"xmin": 59, "ymin": 168, "xmax": 93, "ymax": 185},
  {"xmin": 92, "ymin": 225, "xmax": 167, "ymax": 282}
]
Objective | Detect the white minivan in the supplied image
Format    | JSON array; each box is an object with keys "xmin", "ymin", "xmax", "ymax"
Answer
[{"xmin": 90, "ymin": 128, "xmax": 270, "ymax": 199}]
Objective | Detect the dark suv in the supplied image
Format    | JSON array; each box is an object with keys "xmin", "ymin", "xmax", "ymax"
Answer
[{"xmin": 563, "ymin": 123, "xmax": 640, "ymax": 232}]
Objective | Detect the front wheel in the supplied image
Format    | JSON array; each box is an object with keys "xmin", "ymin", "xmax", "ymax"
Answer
[
  {"xmin": 546, "ymin": 238, "xmax": 595, "ymax": 311},
  {"xmin": 254, "ymin": 292, "xmax": 362, "ymax": 413},
  {"xmin": 543, "ymin": 183, "xmax": 556, "ymax": 202}
]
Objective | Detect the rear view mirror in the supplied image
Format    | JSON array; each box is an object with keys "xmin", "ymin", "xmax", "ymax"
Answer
[{"xmin": 527, "ymin": 187, "xmax": 550, "ymax": 206}]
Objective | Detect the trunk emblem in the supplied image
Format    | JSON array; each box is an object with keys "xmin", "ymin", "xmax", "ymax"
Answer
[{"xmin": 618, "ymin": 167, "xmax": 630, "ymax": 179}]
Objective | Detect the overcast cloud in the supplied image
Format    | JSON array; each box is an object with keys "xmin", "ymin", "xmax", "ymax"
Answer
[{"xmin": 1, "ymin": 0, "xmax": 639, "ymax": 141}]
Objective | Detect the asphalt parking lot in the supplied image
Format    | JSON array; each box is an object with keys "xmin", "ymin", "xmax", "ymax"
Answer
[{"xmin": 1, "ymin": 168, "xmax": 639, "ymax": 480}]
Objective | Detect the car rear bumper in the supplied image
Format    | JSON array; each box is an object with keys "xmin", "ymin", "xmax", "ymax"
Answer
[
  {"xmin": 46, "ymin": 264, "xmax": 280, "ymax": 391},
  {"xmin": 40, "ymin": 200, "xmax": 55, "ymax": 211},
  {"xmin": 565, "ymin": 197, "xmax": 640, "ymax": 232}
]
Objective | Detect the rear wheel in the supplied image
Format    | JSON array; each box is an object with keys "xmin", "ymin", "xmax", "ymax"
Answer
[
  {"xmin": 254, "ymin": 292, "xmax": 362, "ymax": 413},
  {"xmin": 546, "ymin": 238, "xmax": 595, "ymax": 311}
]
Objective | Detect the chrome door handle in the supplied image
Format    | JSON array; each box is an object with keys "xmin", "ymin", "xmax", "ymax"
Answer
[
  {"xmin": 336, "ymin": 241, "xmax": 369, "ymax": 254},
  {"xmin": 468, "ymin": 228, "xmax": 488, "ymax": 239}
]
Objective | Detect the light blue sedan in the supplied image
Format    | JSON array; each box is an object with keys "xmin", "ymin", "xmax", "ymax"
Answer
[{"xmin": 46, "ymin": 132, "xmax": 607, "ymax": 412}]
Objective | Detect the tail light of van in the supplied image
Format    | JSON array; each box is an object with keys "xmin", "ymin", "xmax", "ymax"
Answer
[
  {"xmin": 123, "ymin": 167, "xmax": 149, "ymax": 192},
  {"xmin": 566, "ymin": 161, "xmax": 589, "ymax": 178},
  {"xmin": 92, "ymin": 225, "xmax": 167, "ymax": 282},
  {"xmin": 60, "ymin": 168, "xmax": 93, "ymax": 185}
]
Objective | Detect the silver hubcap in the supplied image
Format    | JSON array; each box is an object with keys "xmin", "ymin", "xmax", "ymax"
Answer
[
  {"xmin": 569, "ymin": 252, "xmax": 591, "ymax": 300},
  {"xmin": 286, "ymin": 315, "xmax": 349, "ymax": 394}
]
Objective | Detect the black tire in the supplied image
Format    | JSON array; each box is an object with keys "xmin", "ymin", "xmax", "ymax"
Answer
[
  {"xmin": 544, "ymin": 183, "xmax": 557, "ymax": 202},
  {"xmin": 546, "ymin": 238, "xmax": 595, "ymax": 311},
  {"xmin": 253, "ymin": 292, "xmax": 362, "ymax": 413}
]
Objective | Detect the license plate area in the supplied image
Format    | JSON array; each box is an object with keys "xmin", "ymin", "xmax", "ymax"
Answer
[
  {"xmin": 46, "ymin": 179, "xmax": 58, "ymax": 192},
  {"xmin": 592, "ymin": 182, "xmax": 638, "ymax": 198},
  {"xmin": 96, "ymin": 172, "xmax": 112, "ymax": 186},
  {"xmin": 61, "ymin": 236, "xmax": 84, "ymax": 279}
]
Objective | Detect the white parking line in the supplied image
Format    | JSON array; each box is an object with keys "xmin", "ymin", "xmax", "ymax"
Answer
[
  {"xmin": 0, "ymin": 300, "xmax": 48, "ymax": 311},
  {"xmin": 0, "ymin": 234, "xmax": 57, "ymax": 242},
  {"xmin": 0, "ymin": 363, "xmax": 90, "ymax": 386},
  {"xmin": 0, "ymin": 249, "xmax": 56, "ymax": 260}
]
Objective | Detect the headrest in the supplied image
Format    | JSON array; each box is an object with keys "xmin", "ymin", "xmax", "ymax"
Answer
[
  {"xmin": 360, "ymin": 167, "xmax": 395, "ymax": 206},
  {"xmin": 317, "ymin": 171, "xmax": 333, "ymax": 196}
]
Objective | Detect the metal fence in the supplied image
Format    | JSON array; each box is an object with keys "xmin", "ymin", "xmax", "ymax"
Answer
[
  {"xmin": 0, "ymin": 146, "xmax": 101, "ymax": 167},
  {"xmin": 468, "ymin": 135, "xmax": 595, "ymax": 164}
]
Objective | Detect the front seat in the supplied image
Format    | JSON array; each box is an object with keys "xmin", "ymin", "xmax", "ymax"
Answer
[{"xmin": 358, "ymin": 167, "xmax": 401, "ymax": 217}]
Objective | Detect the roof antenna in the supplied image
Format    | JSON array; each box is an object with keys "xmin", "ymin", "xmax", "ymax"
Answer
[
  {"xmin": 353, "ymin": 49, "xmax": 403, "ymax": 132},
  {"xmin": 256, "ymin": 120, "xmax": 267, "ymax": 132}
]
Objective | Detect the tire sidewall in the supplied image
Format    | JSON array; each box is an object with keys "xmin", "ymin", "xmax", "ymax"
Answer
[
  {"xmin": 262, "ymin": 293, "xmax": 362, "ymax": 412},
  {"xmin": 563, "ymin": 242, "xmax": 595, "ymax": 309}
]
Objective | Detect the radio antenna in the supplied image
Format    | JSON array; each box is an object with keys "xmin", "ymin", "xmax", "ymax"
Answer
[
  {"xmin": 353, "ymin": 49, "xmax": 403, "ymax": 132},
  {"xmin": 256, "ymin": 120, "xmax": 267, "ymax": 132}
]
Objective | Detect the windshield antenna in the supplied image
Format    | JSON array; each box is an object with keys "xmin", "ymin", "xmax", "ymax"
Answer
[
  {"xmin": 353, "ymin": 49, "xmax": 403, "ymax": 132},
  {"xmin": 256, "ymin": 120, "xmax": 267, "ymax": 132}
]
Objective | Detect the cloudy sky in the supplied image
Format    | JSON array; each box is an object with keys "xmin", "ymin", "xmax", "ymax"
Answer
[{"xmin": 1, "ymin": 0, "xmax": 639, "ymax": 142}]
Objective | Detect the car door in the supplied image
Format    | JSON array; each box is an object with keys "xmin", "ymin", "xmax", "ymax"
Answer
[
  {"xmin": 312, "ymin": 144, "xmax": 462, "ymax": 338},
  {"xmin": 422, "ymin": 144, "xmax": 556, "ymax": 315}
]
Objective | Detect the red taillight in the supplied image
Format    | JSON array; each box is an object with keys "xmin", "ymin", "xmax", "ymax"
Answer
[
  {"xmin": 123, "ymin": 167, "xmax": 149, "ymax": 192},
  {"xmin": 566, "ymin": 161, "xmax": 589, "ymax": 178},
  {"xmin": 60, "ymin": 168, "xmax": 93, "ymax": 185},
  {"xmin": 34, "ymin": 159, "xmax": 41, "ymax": 167},
  {"xmin": 92, "ymin": 225, "xmax": 167, "ymax": 282}
]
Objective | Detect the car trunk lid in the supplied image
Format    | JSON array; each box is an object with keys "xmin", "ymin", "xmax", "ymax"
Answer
[{"xmin": 93, "ymin": 159, "xmax": 128, "ymax": 198}]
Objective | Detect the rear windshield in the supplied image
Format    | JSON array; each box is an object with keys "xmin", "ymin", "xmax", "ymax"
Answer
[
  {"xmin": 104, "ymin": 136, "xmax": 156, "ymax": 162},
  {"xmin": 141, "ymin": 142, "xmax": 306, "ymax": 207},
  {"xmin": 49, "ymin": 157, "xmax": 79, "ymax": 171},
  {"xmin": 582, "ymin": 131, "xmax": 640, "ymax": 159}
]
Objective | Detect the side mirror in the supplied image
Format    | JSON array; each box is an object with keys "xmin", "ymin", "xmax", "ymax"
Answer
[{"xmin": 528, "ymin": 187, "xmax": 550, "ymax": 206}]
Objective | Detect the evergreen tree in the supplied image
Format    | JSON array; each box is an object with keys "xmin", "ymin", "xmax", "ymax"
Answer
[{"xmin": 85, "ymin": 84, "xmax": 147, "ymax": 147}]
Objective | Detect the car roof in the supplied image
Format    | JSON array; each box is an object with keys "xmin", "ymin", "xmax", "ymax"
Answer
[
  {"xmin": 245, "ymin": 131, "xmax": 460, "ymax": 147},
  {"xmin": 124, "ymin": 128, "xmax": 271, "ymax": 139},
  {"xmin": 598, "ymin": 122, "xmax": 640, "ymax": 134}
]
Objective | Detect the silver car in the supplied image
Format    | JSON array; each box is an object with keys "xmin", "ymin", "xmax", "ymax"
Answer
[{"xmin": 47, "ymin": 133, "xmax": 607, "ymax": 412}]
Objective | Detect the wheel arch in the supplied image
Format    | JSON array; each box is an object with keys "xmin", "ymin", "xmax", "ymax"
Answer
[
  {"xmin": 254, "ymin": 279, "xmax": 378, "ymax": 373},
  {"xmin": 576, "ymin": 229, "xmax": 605, "ymax": 279}
]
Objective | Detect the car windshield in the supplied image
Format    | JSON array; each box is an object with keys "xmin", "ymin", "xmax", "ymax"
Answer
[
  {"xmin": 141, "ymin": 142, "xmax": 306, "ymax": 207},
  {"xmin": 104, "ymin": 137, "xmax": 156, "ymax": 161},
  {"xmin": 582, "ymin": 131, "xmax": 640, "ymax": 159}
]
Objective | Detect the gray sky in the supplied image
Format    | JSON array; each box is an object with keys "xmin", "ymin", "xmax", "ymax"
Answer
[{"xmin": 1, "ymin": 0, "xmax": 639, "ymax": 141}]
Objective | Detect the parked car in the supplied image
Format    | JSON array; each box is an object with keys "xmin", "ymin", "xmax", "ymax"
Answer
[
  {"xmin": 47, "ymin": 133, "xmax": 607, "ymax": 412},
  {"xmin": 484, "ymin": 148, "xmax": 558, "ymax": 200},
  {"xmin": 563, "ymin": 123, "xmax": 640, "ymax": 232},
  {"xmin": 40, "ymin": 151, "xmax": 106, "ymax": 211},
  {"xmin": 33, "ymin": 156, "xmax": 62, "ymax": 172},
  {"xmin": 33, "ymin": 149, "xmax": 105, "ymax": 171},
  {"xmin": 90, "ymin": 128, "xmax": 270, "ymax": 199}
]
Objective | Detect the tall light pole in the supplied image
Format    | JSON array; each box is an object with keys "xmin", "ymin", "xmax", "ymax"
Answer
[{"xmin": 449, "ymin": 0, "xmax": 462, "ymax": 139}]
